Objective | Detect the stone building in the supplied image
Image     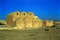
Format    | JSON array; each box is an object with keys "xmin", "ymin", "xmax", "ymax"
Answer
[
  {"xmin": 42, "ymin": 20, "xmax": 53, "ymax": 27},
  {"xmin": 46, "ymin": 20, "xmax": 53, "ymax": 26},
  {"xmin": 6, "ymin": 11, "xmax": 53, "ymax": 29}
]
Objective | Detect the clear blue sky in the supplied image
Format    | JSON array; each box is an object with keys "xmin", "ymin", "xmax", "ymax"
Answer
[{"xmin": 0, "ymin": 0, "xmax": 59, "ymax": 20}]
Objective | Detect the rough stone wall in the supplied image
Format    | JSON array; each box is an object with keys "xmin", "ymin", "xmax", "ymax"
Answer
[
  {"xmin": 32, "ymin": 19, "xmax": 43, "ymax": 28},
  {"xmin": 6, "ymin": 14, "xmax": 13, "ymax": 27},
  {"xmin": 15, "ymin": 12, "xmax": 27, "ymax": 29},
  {"xmin": 26, "ymin": 12, "xmax": 35, "ymax": 28},
  {"xmin": 12, "ymin": 12, "xmax": 21, "ymax": 21},
  {"xmin": 16, "ymin": 18, "xmax": 25, "ymax": 29},
  {"xmin": 6, "ymin": 12, "xmax": 21, "ymax": 28},
  {"xmin": 15, "ymin": 12, "xmax": 36, "ymax": 29},
  {"xmin": 42, "ymin": 21, "xmax": 46, "ymax": 26},
  {"xmin": 46, "ymin": 20, "xmax": 53, "ymax": 26}
]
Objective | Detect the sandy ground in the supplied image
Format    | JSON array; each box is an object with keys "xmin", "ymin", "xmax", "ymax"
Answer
[{"xmin": 0, "ymin": 20, "xmax": 60, "ymax": 40}]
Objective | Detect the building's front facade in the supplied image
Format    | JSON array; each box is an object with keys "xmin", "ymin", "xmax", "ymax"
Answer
[{"xmin": 6, "ymin": 11, "xmax": 53, "ymax": 29}]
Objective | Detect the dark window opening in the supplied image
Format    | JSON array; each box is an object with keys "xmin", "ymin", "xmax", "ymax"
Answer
[
  {"xmin": 23, "ymin": 13, "xmax": 25, "ymax": 15},
  {"xmin": 17, "ymin": 13, "xmax": 18, "ymax": 15},
  {"xmin": 30, "ymin": 13, "xmax": 32, "ymax": 15}
]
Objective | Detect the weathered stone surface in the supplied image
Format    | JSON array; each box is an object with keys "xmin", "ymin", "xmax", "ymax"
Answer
[{"xmin": 6, "ymin": 11, "xmax": 53, "ymax": 29}]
